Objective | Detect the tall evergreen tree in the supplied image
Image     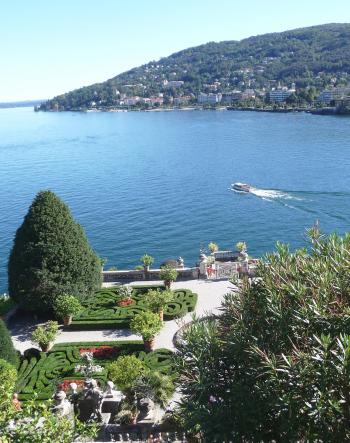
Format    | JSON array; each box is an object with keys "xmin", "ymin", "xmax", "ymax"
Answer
[
  {"xmin": 0, "ymin": 319, "xmax": 19, "ymax": 367},
  {"xmin": 8, "ymin": 190, "xmax": 101, "ymax": 313}
]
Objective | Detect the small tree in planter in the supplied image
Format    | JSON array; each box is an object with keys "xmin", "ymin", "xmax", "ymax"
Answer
[
  {"xmin": 144, "ymin": 289, "xmax": 173, "ymax": 322},
  {"xmin": 208, "ymin": 242, "xmax": 219, "ymax": 253},
  {"xmin": 31, "ymin": 321, "xmax": 58, "ymax": 352},
  {"xmin": 108, "ymin": 355, "xmax": 146, "ymax": 423},
  {"xmin": 160, "ymin": 266, "xmax": 178, "ymax": 289},
  {"xmin": 140, "ymin": 254, "xmax": 154, "ymax": 272},
  {"xmin": 53, "ymin": 294, "xmax": 82, "ymax": 325},
  {"xmin": 117, "ymin": 286, "xmax": 134, "ymax": 307},
  {"xmin": 130, "ymin": 311, "xmax": 163, "ymax": 351}
]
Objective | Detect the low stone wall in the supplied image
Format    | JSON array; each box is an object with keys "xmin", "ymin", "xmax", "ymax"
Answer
[{"xmin": 102, "ymin": 267, "xmax": 199, "ymax": 283}]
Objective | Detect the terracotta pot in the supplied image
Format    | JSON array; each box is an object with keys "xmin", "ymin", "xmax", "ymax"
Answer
[
  {"xmin": 63, "ymin": 315, "xmax": 72, "ymax": 326},
  {"xmin": 164, "ymin": 280, "xmax": 171, "ymax": 289},
  {"xmin": 40, "ymin": 342, "xmax": 52, "ymax": 352},
  {"xmin": 144, "ymin": 338, "xmax": 155, "ymax": 351},
  {"xmin": 159, "ymin": 309, "xmax": 164, "ymax": 322}
]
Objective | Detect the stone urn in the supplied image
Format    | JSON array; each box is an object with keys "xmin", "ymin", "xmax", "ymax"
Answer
[
  {"xmin": 144, "ymin": 338, "xmax": 155, "ymax": 351},
  {"xmin": 63, "ymin": 315, "xmax": 72, "ymax": 326}
]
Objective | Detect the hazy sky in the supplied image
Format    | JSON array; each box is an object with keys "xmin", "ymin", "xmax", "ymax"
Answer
[{"xmin": 1, "ymin": 0, "xmax": 349, "ymax": 101}]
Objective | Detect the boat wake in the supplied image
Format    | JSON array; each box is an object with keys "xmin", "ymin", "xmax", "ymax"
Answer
[
  {"xmin": 249, "ymin": 187, "xmax": 301, "ymax": 201},
  {"xmin": 230, "ymin": 185, "xmax": 350, "ymax": 222}
]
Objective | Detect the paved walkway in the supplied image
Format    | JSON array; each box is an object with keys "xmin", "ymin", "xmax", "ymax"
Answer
[{"xmin": 9, "ymin": 279, "xmax": 235, "ymax": 353}]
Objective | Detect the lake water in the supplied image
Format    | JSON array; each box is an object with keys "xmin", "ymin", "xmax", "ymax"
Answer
[{"xmin": 1, "ymin": 107, "xmax": 350, "ymax": 292}]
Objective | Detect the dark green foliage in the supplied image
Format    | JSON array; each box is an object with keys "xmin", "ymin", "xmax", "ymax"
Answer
[
  {"xmin": 0, "ymin": 319, "xmax": 19, "ymax": 366},
  {"xmin": 0, "ymin": 296, "xmax": 16, "ymax": 316},
  {"xmin": 176, "ymin": 231, "xmax": 350, "ymax": 442},
  {"xmin": 16, "ymin": 341, "xmax": 174, "ymax": 401},
  {"xmin": 40, "ymin": 24, "xmax": 350, "ymax": 111},
  {"xmin": 8, "ymin": 190, "xmax": 101, "ymax": 313},
  {"xmin": 71, "ymin": 286, "xmax": 197, "ymax": 329}
]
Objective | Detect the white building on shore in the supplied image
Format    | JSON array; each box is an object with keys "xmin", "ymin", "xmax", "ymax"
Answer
[{"xmin": 198, "ymin": 93, "xmax": 222, "ymax": 104}]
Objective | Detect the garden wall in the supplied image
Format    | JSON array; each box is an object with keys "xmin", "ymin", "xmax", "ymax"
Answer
[{"xmin": 102, "ymin": 267, "xmax": 199, "ymax": 283}]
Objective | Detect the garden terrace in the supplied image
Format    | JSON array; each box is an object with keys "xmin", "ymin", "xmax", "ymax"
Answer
[
  {"xmin": 15, "ymin": 341, "xmax": 174, "ymax": 401},
  {"xmin": 70, "ymin": 286, "xmax": 198, "ymax": 329}
]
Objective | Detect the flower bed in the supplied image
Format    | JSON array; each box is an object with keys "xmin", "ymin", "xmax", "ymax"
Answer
[
  {"xmin": 59, "ymin": 379, "xmax": 85, "ymax": 392},
  {"xmin": 117, "ymin": 299, "xmax": 135, "ymax": 307},
  {"xmin": 78, "ymin": 346, "xmax": 120, "ymax": 358},
  {"xmin": 70, "ymin": 286, "xmax": 198, "ymax": 329},
  {"xmin": 15, "ymin": 341, "xmax": 174, "ymax": 401}
]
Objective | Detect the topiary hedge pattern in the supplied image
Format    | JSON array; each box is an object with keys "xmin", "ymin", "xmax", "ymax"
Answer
[
  {"xmin": 71, "ymin": 286, "xmax": 197, "ymax": 329},
  {"xmin": 16, "ymin": 341, "xmax": 174, "ymax": 401}
]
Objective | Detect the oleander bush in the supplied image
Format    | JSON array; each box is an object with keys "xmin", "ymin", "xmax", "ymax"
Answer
[
  {"xmin": 15, "ymin": 341, "xmax": 174, "ymax": 401},
  {"xmin": 176, "ymin": 230, "xmax": 350, "ymax": 442},
  {"xmin": 70, "ymin": 286, "xmax": 197, "ymax": 329}
]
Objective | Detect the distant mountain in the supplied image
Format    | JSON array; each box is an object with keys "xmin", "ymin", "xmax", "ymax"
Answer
[
  {"xmin": 0, "ymin": 100, "xmax": 45, "ymax": 109},
  {"xmin": 40, "ymin": 23, "xmax": 350, "ymax": 110}
]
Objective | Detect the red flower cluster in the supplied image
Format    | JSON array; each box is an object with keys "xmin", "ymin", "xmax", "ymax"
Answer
[
  {"xmin": 79, "ymin": 346, "xmax": 120, "ymax": 358},
  {"xmin": 118, "ymin": 299, "xmax": 135, "ymax": 307},
  {"xmin": 59, "ymin": 379, "xmax": 85, "ymax": 392}
]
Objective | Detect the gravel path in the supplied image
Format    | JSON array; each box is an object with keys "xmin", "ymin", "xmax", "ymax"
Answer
[{"xmin": 9, "ymin": 279, "xmax": 234, "ymax": 353}]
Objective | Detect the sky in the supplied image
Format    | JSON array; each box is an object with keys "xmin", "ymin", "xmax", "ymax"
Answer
[{"xmin": 1, "ymin": 0, "xmax": 349, "ymax": 102}]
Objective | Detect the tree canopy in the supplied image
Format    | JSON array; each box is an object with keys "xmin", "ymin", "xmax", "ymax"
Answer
[
  {"xmin": 176, "ymin": 229, "xmax": 350, "ymax": 441},
  {"xmin": 8, "ymin": 190, "xmax": 101, "ymax": 313},
  {"xmin": 39, "ymin": 23, "xmax": 350, "ymax": 111}
]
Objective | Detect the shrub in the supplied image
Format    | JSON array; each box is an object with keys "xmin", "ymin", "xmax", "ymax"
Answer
[
  {"xmin": 140, "ymin": 254, "xmax": 154, "ymax": 267},
  {"xmin": 176, "ymin": 231, "xmax": 350, "ymax": 441},
  {"xmin": 107, "ymin": 355, "xmax": 146, "ymax": 391},
  {"xmin": 8, "ymin": 190, "xmax": 101, "ymax": 313},
  {"xmin": 31, "ymin": 321, "xmax": 58, "ymax": 349},
  {"xmin": 0, "ymin": 319, "xmax": 19, "ymax": 366},
  {"xmin": 0, "ymin": 358, "xmax": 17, "ymax": 417},
  {"xmin": 130, "ymin": 311, "xmax": 163, "ymax": 341},
  {"xmin": 0, "ymin": 295, "xmax": 16, "ymax": 316},
  {"xmin": 134, "ymin": 371, "xmax": 175, "ymax": 408},
  {"xmin": 53, "ymin": 295, "xmax": 82, "ymax": 319}
]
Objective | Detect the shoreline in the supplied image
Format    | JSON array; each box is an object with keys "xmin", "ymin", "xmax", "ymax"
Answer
[{"xmin": 35, "ymin": 105, "xmax": 349, "ymax": 116}]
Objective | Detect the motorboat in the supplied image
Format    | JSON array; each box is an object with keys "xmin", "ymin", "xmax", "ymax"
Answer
[{"xmin": 232, "ymin": 182, "xmax": 251, "ymax": 193}]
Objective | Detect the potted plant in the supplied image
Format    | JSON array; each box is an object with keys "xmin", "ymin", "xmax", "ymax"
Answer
[
  {"xmin": 53, "ymin": 294, "xmax": 82, "ymax": 325},
  {"xmin": 130, "ymin": 311, "xmax": 162, "ymax": 351},
  {"xmin": 159, "ymin": 266, "xmax": 178, "ymax": 289},
  {"xmin": 117, "ymin": 286, "xmax": 134, "ymax": 307},
  {"xmin": 144, "ymin": 289, "xmax": 173, "ymax": 322},
  {"xmin": 140, "ymin": 254, "xmax": 154, "ymax": 272},
  {"xmin": 208, "ymin": 242, "xmax": 219, "ymax": 253},
  {"xmin": 108, "ymin": 355, "xmax": 146, "ymax": 423},
  {"xmin": 31, "ymin": 320, "xmax": 58, "ymax": 352}
]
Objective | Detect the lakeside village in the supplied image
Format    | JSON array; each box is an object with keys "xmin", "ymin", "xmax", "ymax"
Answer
[
  {"xmin": 2, "ymin": 193, "xmax": 350, "ymax": 441},
  {"xmin": 37, "ymin": 79, "xmax": 350, "ymax": 115}
]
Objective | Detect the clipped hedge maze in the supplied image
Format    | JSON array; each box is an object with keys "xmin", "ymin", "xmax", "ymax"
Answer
[
  {"xmin": 71, "ymin": 286, "xmax": 198, "ymax": 329},
  {"xmin": 16, "ymin": 341, "xmax": 174, "ymax": 401}
]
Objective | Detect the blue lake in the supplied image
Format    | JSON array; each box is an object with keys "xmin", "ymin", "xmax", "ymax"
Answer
[{"xmin": 1, "ymin": 107, "xmax": 350, "ymax": 292}]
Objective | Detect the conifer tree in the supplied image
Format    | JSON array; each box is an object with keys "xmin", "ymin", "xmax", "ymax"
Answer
[
  {"xmin": 0, "ymin": 319, "xmax": 18, "ymax": 367},
  {"xmin": 8, "ymin": 190, "xmax": 101, "ymax": 313}
]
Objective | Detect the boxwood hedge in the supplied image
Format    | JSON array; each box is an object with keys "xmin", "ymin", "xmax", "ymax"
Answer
[
  {"xmin": 71, "ymin": 286, "xmax": 197, "ymax": 329},
  {"xmin": 16, "ymin": 341, "xmax": 174, "ymax": 401}
]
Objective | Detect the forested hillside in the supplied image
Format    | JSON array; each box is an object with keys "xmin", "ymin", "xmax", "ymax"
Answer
[{"xmin": 40, "ymin": 23, "xmax": 350, "ymax": 110}]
